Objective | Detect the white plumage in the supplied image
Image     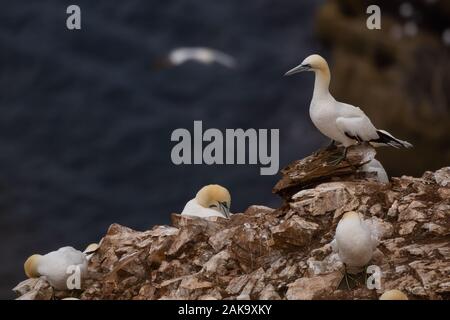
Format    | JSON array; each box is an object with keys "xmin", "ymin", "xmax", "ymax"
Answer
[
  {"xmin": 25, "ymin": 246, "xmax": 88, "ymax": 290},
  {"xmin": 182, "ymin": 198, "xmax": 226, "ymax": 218},
  {"xmin": 285, "ymin": 54, "xmax": 412, "ymax": 150},
  {"xmin": 360, "ymin": 158, "xmax": 389, "ymax": 183},
  {"xmin": 168, "ymin": 47, "xmax": 236, "ymax": 68},
  {"xmin": 181, "ymin": 184, "xmax": 231, "ymax": 219},
  {"xmin": 331, "ymin": 212, "xmax": 379, "ymax": 273}
]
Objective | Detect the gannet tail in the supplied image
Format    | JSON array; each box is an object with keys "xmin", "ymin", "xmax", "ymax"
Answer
[{"xmin": 370, "ymin": 130, "xmax": 413, "ymax": 148}]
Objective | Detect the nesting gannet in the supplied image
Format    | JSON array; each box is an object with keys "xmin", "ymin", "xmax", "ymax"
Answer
[
  {"xmin": 331, "ymin": 212, "xmax": 379, "ymax": 276},
  {"xmin": 360, "ymin": 159, "xmax": 389, "ymax": 183},
  {"xmin": 167, "ymin": 47, "xmax": 236, "ymax": 68},
  {"xmin": 379, "ymin": 289, "xmax": 408, "ymax": 300},
  {"xmin": 24, "ymin": 246, "xmax": 88, "ymax": 290},
  {"xmin": 285, "ymin": 54, "xmax": 412, "ymax": 164},
  {"xmin": 181, "ymin": 184, "xmax": 231, "ymax": 218}
]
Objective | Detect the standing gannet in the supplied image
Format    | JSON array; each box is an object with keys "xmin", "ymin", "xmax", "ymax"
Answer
[
  {"xmin": 285, "ymin": 54, "xmax": 412, "ymax": 164},
  {"xmin": 331, "ymin": 211, "xmax": 379, "ymax": 287},
  {"xmin": 24, "ymin": 246, "xmax": 88, "ymax": 290},
  {"xmin": 379, "ymin": 289, "xmax": 408, "ymax": 300},
  {"xmin": 181, "ymin": 184, "xmax": 231, "ymax": 218},
  {"xmin": 166, "ymin": 47, "xmax": 236, "ymax": 68}
]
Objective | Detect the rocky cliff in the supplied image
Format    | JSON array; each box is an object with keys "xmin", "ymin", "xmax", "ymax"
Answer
[{"xmin": 13, "ymin": 147, "xmax": 450, "ymax": 300}]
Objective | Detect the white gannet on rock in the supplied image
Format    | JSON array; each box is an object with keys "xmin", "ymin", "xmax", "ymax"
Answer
[
  {"xmin": 331, "ymin": 211, "xmax": 379, "ymax": 285},
  {"xmin": 24, "ymin": 246, "xmax": 88, "ymax": 290},
  {"xmin": 379, "ymin": 289, "xmax": 409, "ymax": 300},
  {"xmin": 360, "ymin": 158, "xmax": 389, "ymax": 184},
  {"xmin": 181, "ymin": 184, "xmax": 231, "ymax": 219},
  {"xmin": 285, "ymin": 54, "xmax": 412, "ymax": 164},
  {"xmin": 167, "ymin": 47, "xmax": 236, "ymax": 68}
]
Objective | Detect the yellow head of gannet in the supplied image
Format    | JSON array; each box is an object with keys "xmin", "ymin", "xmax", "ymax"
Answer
[
  {"xmin": 83, "ymin": 243, "xmax": 99, "ymax": 254},
  {"xmin": 342, "ymin": 211, "xmax": 363, "ymax": 221},
  {"xmin": 196, "ymin": 184, "xmax": 231, "ymax": 218},
  {"xmin": 24, "ymin": 254, "xmax": 42, "ymax": 278},
  {"xmin": 379, "ymin": 289, "xmax": 408, "ymax": 300},
  {"xmin": 284, "ymin": 54, "xmax": 329, "ymax": 76}
]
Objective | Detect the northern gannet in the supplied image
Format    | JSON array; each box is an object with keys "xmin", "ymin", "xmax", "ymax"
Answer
[
  {"xmin": 181, "ymin": 184, "xmax": 231, "ymax": 218},
  {"xmin": 24, "ymin": 246, "xmax": 88, "ymax": 290},
  {"xmin": 167, "ymin": 47, "xmax": 236, "ymax": 68},
  {"xmin": 360, "ymin": 159, "xmax": 389, "ymax": 183},
  {"xmin": 379, "ymin": 289, "xmax": 409, "ymax": 300},
  {"xmin": 285, "ymin": 54, "xmax": 412, "ymax": 164},
  {"xmin": 331, "ymin": 212, "xmax": 379, "ymax": 286}
]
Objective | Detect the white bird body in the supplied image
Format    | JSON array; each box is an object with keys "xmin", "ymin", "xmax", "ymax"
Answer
[
  {"xmin": 25, "ymin": 247, "xmax": 88, "ymax": 290},
  {"xmin": 286, "ymin": 54, "xmax": 412, "ymax": 149},
  {"xmin": 332, "ymin": 212, "xmax": 378, "ymax": 273},
  {"xmin": 182, "ymin": 199, "xmax": 226, "ymax": 218},
  {"xmin": 360, "ymin": 159, "xmax": 389, "ymax": 183},
  {"xmin": 310, "ymin": 99, "xmax": 379, "ymax": 148},
  {"xmin": 181, "ymin": 184, "xmax": 232, "ymax": 219},
  {"xmin": 168, "ymin": 47, "xmax": 236, "ymax": 68}
]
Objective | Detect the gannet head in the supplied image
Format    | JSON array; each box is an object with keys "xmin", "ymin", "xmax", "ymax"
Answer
[
  {"xmin": 341, "ymin": 211, "xmax": 363, "ymax": 221},
  {"xmin": 195, "ymin": 184, "xmax": 231, "ymax": 218},
  {"xmin": 83, "ymin": 243, "xmax": 99, "ymax": 255},
  {"xmin": 24, "ymin": 254, "xmax": 43, "ymax": 278},
  {"xmin": 285, "ymin": 54, "xmax": 329, "ymax": 76},
  {"xmin": 379, "ymin": 289, "xmax": 408, "ymax": 300}
]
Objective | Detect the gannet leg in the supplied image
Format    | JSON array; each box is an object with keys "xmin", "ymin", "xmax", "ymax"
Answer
[
  {"xmin": 339, "ymin": 264, "xmax": 359, "ymax": 290},
  {"xmin": 344, "ymin": 272, "xmax": 351, "ymax": 290},
  {"xmin": 325, "ymin": 139, "xmax": 337, "ymax": 151},
  {"xmin": 327, "ymin": 147, "xmax": 348, "ymax": 166}
]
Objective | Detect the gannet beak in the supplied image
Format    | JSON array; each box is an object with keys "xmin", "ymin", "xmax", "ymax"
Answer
[
  {"xmin": 284, "ymin": 64, "xmax": 311, "ymax": 76},
  {"xmin": 219, "ymin": 202, "xmax": 231, "ymax": 219}
]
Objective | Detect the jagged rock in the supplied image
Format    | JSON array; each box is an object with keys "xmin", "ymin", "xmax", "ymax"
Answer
[
  {"xmin": 13, "ymin": 278, "xmax": 53, "ymax": 300},
  {"xmin": 399, "ymin": 221, "xmax": 417, "ymax": 236},
  {"xmin": 273, "ymin": 144, "xmax": 377, "ymax": 198},
  {"xmin": 271, "ymin": 216, "xmax": 319, "ymax": 248},
  {"xmin": 13, "ymin": 163, "xmax": 450, "ymax": 300},
  {"xmin": 290, "ymin": 182, "xmax": 360, "ymax": 217},
  {"xmin": 285, "ymin": 271, "xmax": 342, "ymax": 300},
  {"xmin": 259, "ymin": 284, "xmax": 281, "ymax": 300}
]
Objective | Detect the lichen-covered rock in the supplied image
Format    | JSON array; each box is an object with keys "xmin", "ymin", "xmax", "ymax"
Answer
[{"xmin": 13, "ymin": 163, "xmax": 450, "ymax": 300}]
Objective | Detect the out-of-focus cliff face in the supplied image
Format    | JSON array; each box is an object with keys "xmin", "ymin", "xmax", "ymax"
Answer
[
  {"xmin": 315, "ymin": 0, "xmax": 450, "ymax": 176},
  {"xmin": 13, "ymin": 147, "xmax": 450, "ymax": 300}
]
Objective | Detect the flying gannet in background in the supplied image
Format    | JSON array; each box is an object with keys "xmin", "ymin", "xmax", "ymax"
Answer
[
  {"xmin": 331, "ymin": 211, "xmax": 379, "ymax": 287},
  {"xmin": 360, "ymin": 158, "xmax": 389, "ymax": 184},
  {"xmin": 166, "ymin": 47, "xmax": 237, "ymax": 68},
  {"xmin": 24, "ymin": 246, "xmax": 92, "ymax": 290},
  {"xmin": 285, "ymin": 54, "xmax": 412, "ymax": 164},
  {"xmin": 379, "ymin": 289, "xmax": 409, "ymax": 300},
  {"xmin": 181, "ymin": 184, "xmax": 231, "ymax": 219}
]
